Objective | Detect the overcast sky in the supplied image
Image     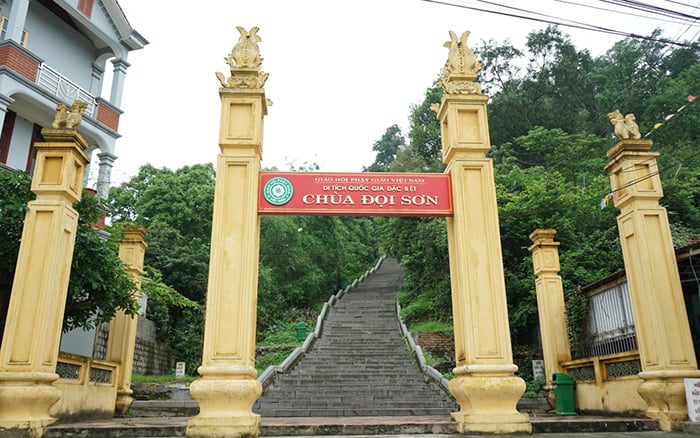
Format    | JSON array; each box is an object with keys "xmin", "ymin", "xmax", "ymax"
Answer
[{"xmin": 106, "ymin": 0, "xmax": 698, "ymax": 184}]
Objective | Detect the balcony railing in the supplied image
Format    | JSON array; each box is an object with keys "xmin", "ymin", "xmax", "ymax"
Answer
[{"xmin": 36, "ymin": 63, "xmax": 96, "ymax": 117}]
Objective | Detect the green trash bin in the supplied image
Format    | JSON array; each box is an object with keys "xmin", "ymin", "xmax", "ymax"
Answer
[
  {"xmin": 552, "ymin": 372, "xmax": 577, "ymax": 416},
  {"xmin": 295, "ymin": 322, "xmax": 307, "ymax": 341}
]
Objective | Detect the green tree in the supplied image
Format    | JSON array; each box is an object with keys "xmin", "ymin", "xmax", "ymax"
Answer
[
  {"xmin": 474, "ymin": 38, "xmax": 523, "ymax": 95},
  {"xmin": 373, "ymin": 27, "xmax": 700, "ymax": 353},
  {"xmin": 109, "ymin": 163, "xmax": 379, "ymax": 369},
  {"xmin": 0, "ymin": 170, "xmax": 138, "ymax": 335},
  {"xmin": 0, "ymin": 171, "xmax": 33, "ymax": 305},
  {"xmin": 495, "ymin": 157, "xmax": 621, "ymax": 343},
  {"xmin": 108, "ymin": 164, "xmax": 215, "ymax": 304},
  {"xmin": 0, "ymin": 170, "xmax": 34, "ymax": 333},
  {"xmin": 65, "ymin": 198, "xmax": 140, "ymax": 331},
  {"xmin": 364, "ymin": 125, "xmax": 405, "ymax": 172},
  {"xmin": 407, "ymin": 85, "xmax": 444, "ymax": 169},
  {"xmin": 380, "ymin": 215, "xmax": 451, "ymax": 324},
  {"xmin": 108, "ymin": 164, "xmax": 216, "ymax": 371},
  {"xmin": 258, "ymin": 214, "xmax": 378, "ymax": 330},
  {"xmin": 487, "ymin": 26, "xmax": 596, "ymax": 145}
]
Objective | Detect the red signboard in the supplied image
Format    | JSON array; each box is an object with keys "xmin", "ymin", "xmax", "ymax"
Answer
[{"xmin": 258, "ymin": 172, "xmax": 453, "ymax": 216}]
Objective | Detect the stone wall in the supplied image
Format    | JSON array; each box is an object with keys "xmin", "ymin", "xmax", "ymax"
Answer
[
  {"xmin": 93, "ymin": 318, "xmax": 172, "ymax": 375},
  {"xmin": 93, "ymin": 322, "xmax": 109, "ymax": 359}
]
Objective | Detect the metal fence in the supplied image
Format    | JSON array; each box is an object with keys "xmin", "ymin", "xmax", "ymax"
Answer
[{"xmin": 579, "ymin": 281, "xmax": 637, "ymax": 357}]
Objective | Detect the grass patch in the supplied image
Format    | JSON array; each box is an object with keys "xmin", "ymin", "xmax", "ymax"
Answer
[
  {"xmin": 258, "ymin": 321, "xmax": 314, "ymax": 346},
  {"xmin": 256, "ymin": 348, "xmax": 296, "ymax": 376},
  {"xmin": 132, "ymin": 373, "xmax": 197, "ymax": 384},
  {"xmin": 523, "ymin": 376, "xmax": 547, "ymax": 398},
  {"xmin": 410, "ymin": 320, "xmax": 453, "ymax": 337},
  {"xmin": 422, "ymin": 349, "xmax": 438, "ymax": 367},
  {"xmin": 420, "ymin": 348, "xmax": 455, "ymax": 381},
  {"xmin": 255, "ymin": 322, "xmax": 309, "ymax": 376}
]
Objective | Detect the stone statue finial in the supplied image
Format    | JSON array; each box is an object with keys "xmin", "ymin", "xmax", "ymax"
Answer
[
  {"xmin": 608, "ymin": 110, "xmax": 641, "ymax": 140},
  {"xmin": 438, "ymin": 31, "xmax": 483, "ymax": 95},
  {"xmin": 228, "ymin": 26, "xmax": 262, "ymax": 69},
  {"xmin": 51, "ymin": 100, "xmax": 87, "ymax": 129},
  {"xmin": 216, "ymin": 26, "xmax": 269, "ymax": 89},
  {"xmin": 443, "ymin": 31, "xmax": 482, "ymax": 77}
]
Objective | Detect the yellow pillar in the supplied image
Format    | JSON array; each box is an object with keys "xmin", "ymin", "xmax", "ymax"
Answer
[
  {"xmin": 436, "ymin": 31, "xmax": 531, "ymax": 434},
  {"xmin": 0, "ymin": 126, "xmax": 88, "ymax": 436},
  {"xmin": 528, "ymin": 229, "xmax": 571, "ymax": 402},
  {"xmin": 186, "ymin": 26, "xmax": 268, "ymax": 438},
  {"xmin": 605, "ymin": 135, "xmax": 700, "ymax": 431},
  {"xmin": 105, "ymin": 225, "xmax": 147, "ymax": 415}
]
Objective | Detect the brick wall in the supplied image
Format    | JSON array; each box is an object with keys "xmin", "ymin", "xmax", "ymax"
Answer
[
  {"xmin": 93, "ymin": 318, "xmax": 172, "ymax": 375},
  {"xmin": 77, "ymin": 0, "xmax": 94, "ymax": 17},
  {"xmin": 415, "ymin": 332, "xmax": 454, "ymax": 352},
  {"xmin": 95, "ymin": 100, "xmax": 120, "ymax": 131},
  {"xmin": 0, "ymin": 44, "xmax": 38, "ymax": 81}
]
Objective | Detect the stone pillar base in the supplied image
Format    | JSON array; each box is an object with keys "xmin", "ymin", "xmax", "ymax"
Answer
[
  {"xmin": 0, "ymin": 422, "xmax": 50, "ymax": 438},
  {"xmin": 0, "ymin": 371, "xmax": 60, "ymax": 437},
  {"xmin": 638, "ymin": 370, "xmax": 700, "ymax": 431},
  {"xmin": 114, "ymin": 389, "xmax": 134, "ymax": 416},
  {"xmin": 186, "ymin": 415, "xmax": 260, "ymax": 438},
  {"xmin": 187, "ymin": 367, "xmax": 262, "ymax": 437},
  {"xmin": 448, "ymin": 368, "xmax": 531, "ymax": 434}
]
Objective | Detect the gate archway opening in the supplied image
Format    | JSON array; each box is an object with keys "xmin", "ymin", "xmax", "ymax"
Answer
[{"xmin": 185, "ymin": 27, "xmax": 532, "ymax": 438}]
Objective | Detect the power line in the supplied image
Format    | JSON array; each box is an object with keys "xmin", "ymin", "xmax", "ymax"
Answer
[
  {"xmin": 660, "ymin": 0, "xmax": 700, "ymax": 9},
  {"xmin": 475, "ymin": 0, "xmax": 652, "ymax": 36},
  {"xmin": 554, "ymin": 0, "xmax": 696, "ymax": 27},
  {"xmin": 419, "ymin": 0, "xmax": 699, "ymax": 47},
  {"xmin": 598, "ymin": 0, "xmax": 699, "ymax": 22}
]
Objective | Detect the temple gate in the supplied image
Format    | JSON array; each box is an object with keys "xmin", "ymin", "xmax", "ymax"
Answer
[
  {"xmin": 2, "ymin": 22, "xmax": 696, "ymax": 438},
  {"xmin": 185, "ymin": 26, "xmax": 531, "ymax": 437}
]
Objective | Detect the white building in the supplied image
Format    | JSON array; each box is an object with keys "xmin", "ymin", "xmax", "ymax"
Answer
[{"xmin": 0, "ymin": 0, "xmax": 146, "ymax": 198}]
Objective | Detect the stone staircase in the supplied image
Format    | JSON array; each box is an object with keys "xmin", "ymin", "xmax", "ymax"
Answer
[
  {"xmin": 43, "ymin": 258, "xmax": 665, "ymax": 436},
  {"xmin": 253, "ymin": 257, "xmax": 458, "ymax": 417}
]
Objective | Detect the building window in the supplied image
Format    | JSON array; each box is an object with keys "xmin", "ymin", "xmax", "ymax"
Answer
[{"xmin": 0, "ymin": 16, "xmax": 29, "ymax": 47}]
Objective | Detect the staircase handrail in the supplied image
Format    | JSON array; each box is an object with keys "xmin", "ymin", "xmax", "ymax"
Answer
[
  {"xmin": 257, "ymin": 256, "xmax": 386, "ymax": 389},
  {"xmin": 396, "ymin": 302, "xmax": 452, "ymax": 396}
]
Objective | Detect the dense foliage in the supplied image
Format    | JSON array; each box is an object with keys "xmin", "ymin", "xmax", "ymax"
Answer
[
  {"xmin": 106, "ymin": 163, "xmax": 379, "ymax": 372},
  {"xmin": 373, "ymin": 26, "xmax": 700, "ymax": 349},
  {"xmin": 5, "ymin": 25, "xmax": 696, "ymax": 372},
  {"xmin": 0, "ymin": 170, "xmax": 139, "ymax": 335}
]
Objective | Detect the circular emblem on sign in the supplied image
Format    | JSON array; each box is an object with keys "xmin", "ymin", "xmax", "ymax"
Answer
[{"xmin": 263, "ymin": 176, "xmax": 294, "ymax": 206}]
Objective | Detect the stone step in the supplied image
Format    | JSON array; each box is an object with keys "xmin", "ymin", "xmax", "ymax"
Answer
[
  {"xmin": 253, "ymin": 407, "xmax": 455, "ymax": 417},
  {"xmin": 268, "ymin": 381, "xmax": 434, "ymax": 389},
  {"xmin": 45, "ymin": 414, "xmax": 663, "ymax": 436},
  {"xmin": 255, "ymin": 258, "xmax": 452, "ymax": 417},
  {"xmin": 254, "ymin": 398, "xmax": 455, "ymax": 408},
  {"xmin": 315, "ymin": 336, "xmax": 403, "ymax": 340},
  {"xmin": 262, "ymin": 386, "xmax": 450, "ymax": 397},
  {"xmin": 320, "ymin": 328, "xmax": 401, "ymax": 333},
  {"xmin": 279, "ymin": 371, "xmax": 425, "ymax": 379},
  {"xmin": 273, "ymin": 369, "xmax": 426, "ymax": 377},
  {"xmin": 285, "ymin": 360, "xmax": 419, "ymax": 367},
  {"xmin": 255, "ymin": 399, "xmax": 456, "ymax": 411},
  {"xmin": 277, "ymin": 369, "xmax": 425, "ymax": 380},
  {"xmin": 256, "ymin": 396, "xmax": 454, "ymax": 406},
  {"xmin": 303, "ymin": 345, "xmax": 409, "ymax": 351},
  {"xmin": 284, "ymin": 366, "xmax": 421, "ymax": 374}
]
